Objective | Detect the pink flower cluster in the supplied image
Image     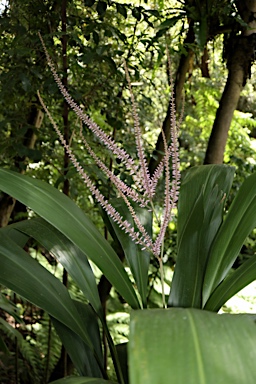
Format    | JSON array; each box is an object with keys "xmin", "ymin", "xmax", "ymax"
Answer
[{"xmin": 38, "ymin": 33, "xmax": 180, "ymax": 259}]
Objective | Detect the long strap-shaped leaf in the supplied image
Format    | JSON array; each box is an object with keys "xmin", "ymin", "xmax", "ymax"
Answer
[
  {"xmin": 129, "ymin": 308, "xmax": 256, "ymax": 384},
  {"xmin": 0, "ymin": 291, "xmax": 22, "ymax": 323},
  {"xmin": 168, "ymin": 189, "xmax": 205, "ymax": 307},
  {"xmin": 0, "ymin": 168, "xmax": 140, "ymax": 309},
  {"xmin": 203, "ymin": 171, "xmax": 256, "ymax": 305},
  {"xmin": 104, "ymin": 198, "xmax": 152, "ymax": 308},
  {"xmin": 51, "ymin": 301, "xmax": 103, "ymax": 378},
  {"xmin": 204, "ymin": 254, "xmax": 256, "ymax": 312},
  {"xmin": 0, "ymin": 231, "xmax": 105, "ymax": 376},
  {"xmin": 8, "ymin": 218, "xmax": 102, "ymax": 316},
  {"xmin": 1, "ymin": 218, "xmax": 125, "ymax": 383},
  {"xmin": 50, "ymin": 377, "xmax": 117, "ymax": 384},
  {"xmin": 168, "ymin": 165, "xmax": 234, "ymax": 308}
]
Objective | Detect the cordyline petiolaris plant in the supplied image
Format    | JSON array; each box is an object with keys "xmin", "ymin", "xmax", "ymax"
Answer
[{"xmin": 38, "ymin": 34, "xmax": 180, "ymax": 308}]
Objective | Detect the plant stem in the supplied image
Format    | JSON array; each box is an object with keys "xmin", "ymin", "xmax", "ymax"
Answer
[
  {"xmin": 44, "ymin": 316, "xmax": 52, "ymax": 383},
  {"xmin": 101, "ymin": 318, "xmax": 125, "ymax": 384},
  {"xmin": 159, "ymin": 243, "xmax": 166, "ymax": 308},
  {"xmin": 151, "ymin": 201, "xmax": 166, "ymax": 308}
]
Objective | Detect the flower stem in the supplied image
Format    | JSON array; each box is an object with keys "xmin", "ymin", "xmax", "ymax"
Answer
[{"xmin": 159, "ymin": 243, "xmax": 166, "ymax": 308}]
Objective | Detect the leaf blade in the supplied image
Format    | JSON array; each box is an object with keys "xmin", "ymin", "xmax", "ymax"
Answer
[
  {"xmin": 204, "ymin": 255, "xmax": 256, "ymax": 312},
  {"xmin": 11, "ymin": 218, "xmax": 102, "ymax": 316},
  {"xmin": 107, "ymin": 199, "xmax": 152, "ymax": 308},
  {"xmin": 0, "ymin": 231, "xmax": 104, "ymax": 373},
  {"xmin": 0, "ymin": 168, "xmax": 140, "ymax": 309},
  {"xmin": 51, "ymin": 301, "xmax": 103, "ymax": 378},
  {"xmin": 203, "ymin": 171, "xmax": 256, "ymax": 305},
  {"xmin": 168, "ymin": 165, "xmax": 234, "ymax": 308},
  {"xmin": 50, "ymin": 377, "xmax": 117, "ymax": 384},
  {"xmin": 129, "ymin": 308, "xmax": 256, "ymax": 384}
]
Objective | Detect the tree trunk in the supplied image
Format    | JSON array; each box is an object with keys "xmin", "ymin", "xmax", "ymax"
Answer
[
  {"xmin": 204, "ymin": 1, "xmax": 256, "ymax": 164},
  {"xmin": 0, "ymin": 193, "xmax": 16, "ymax": 227}
]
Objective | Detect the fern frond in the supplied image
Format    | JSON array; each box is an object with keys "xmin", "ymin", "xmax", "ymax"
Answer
[{"xmin": 0, "ymin": 318, "xmax": 43, "ymax": 383}]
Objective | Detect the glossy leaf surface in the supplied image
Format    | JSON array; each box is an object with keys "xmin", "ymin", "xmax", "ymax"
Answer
[
  {"xmin": 129, "ymin": 308, "xmax": 256, "ymax": 384},
  {"xmin": 0, "ymin": 231, "xmax": 104, "ymax": 374},
  {"xmin": 203, "ymin": 171, "xmax": 256, "ymax": 304},
  {"xmin": 108, "ymin": 198, "xmax": 152, "ymax": 308},
  {"xmin": 204, "ymin": 254, "xmax": 256, "ymax": 311},
  {"xmin": 169, "ymin": 165, "xmax": 234, "ymax": 308},
  {"xmin": 10, "ymin": 217, "xmax": 102, "ymax": 316},
  {"xmin": 0, "ymin": 168, "xmax": 140, "ymax": 309},
  {"xmin": 51, "ymin": 301, "xmax": 103, "ymax": 378}
]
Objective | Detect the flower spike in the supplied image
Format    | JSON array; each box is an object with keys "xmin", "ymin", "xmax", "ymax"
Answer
[
  {"xmin": 38, "ymin": 33, "xmax": 140, "ymax": 182},
  {"xmin": 124, "ymin": 61, "xmax": 153, "ymax": 199},
  {"xmin": 38, "ymin": 90, "xmax": 155, "ymax": 253},
  {"xmin": 38, "ymin": 33, "xmax": 180, "ymax": 262}
]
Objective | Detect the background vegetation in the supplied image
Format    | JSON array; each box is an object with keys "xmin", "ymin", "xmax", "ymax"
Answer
[{"xmin": 1, "ymin": 0, "xmax": 256, "ymax": 382}]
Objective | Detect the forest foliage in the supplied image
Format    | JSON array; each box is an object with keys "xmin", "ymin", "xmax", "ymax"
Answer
[{"xmin": 1, "ymin": 0, "xmax": 256, "ymax": 383}]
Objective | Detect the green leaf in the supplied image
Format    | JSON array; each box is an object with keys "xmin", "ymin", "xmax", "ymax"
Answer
[
  {"xmin": 146, "ymin": 10, "xmax": 160, "ymax": 18},
  {"xmin": 0, "ymin": 231, "xmax": 104, "ymax": 375},
  {"xmin": 169, "ymin": 189, "xmax": 205, "ymax": 308},
  {"xmin": 0, "ymin": 317, "xmax": 23, "ymax": 347},
  {"xmin": 11, "ymin": 217, "xmax": 102, "ymax": 316},
  {"xmin": 96, "ymin": 1, "xmax": 107, "ymax": 17},
  {"xmin": 2, "ymin": 220, "xmax": 124, "ymax": 382},
  {"xmin": 116, "ymin": 4, "xmax": 127, "ymax": 19},
  {"xmin": 168, "ymin": 165, "xmax": 235, "ymax": 308},
  {"xmin": 203, "ymin": 171, "xmax": 256, "ymax": 305},
  {"xmin": 0, "ymin": 292, "xmax": 22, "ymax": 323},
  {"xmin": 0, "ymin": 316, "xmax": 41, "ymax": 377},
  {"xmin": 84, "ymin": 0, "xmax": 96, "ymax": 6},
  {"xmin": 50, "ymin": 377, "xmax": 117, "ymax": 384},
  {"xmin": 51, "ymin": 301, "xmax": 103, "ymax": 377},
  {"xmin": 129, "ymin": 308, "xmax": 256, "ymax": 384},
  {"xmin": 6, "ymin": 219, "xmax": 106, "ymax": 378},
  {"xmin": 194, "ymin": 16, "xmax": 208, "ymax": 50},
  {"xmin": 204, "ymin": 255, "xmax": 256, "ymax": 312},
  {"xmin": 116, "ymin": 343, "xmax": 128, "ymax": 384},
  {"xmin": 176, "ymin": 165, "xmax": 234, "ymax": 243},
  {"xmin": 0, "ymin": 331, "xmax": 9, "ymax": 355},
  {"xmin": 101, "ymin": 56, "xmax": 117, "ymax": 72},
  {"xmin": 157, "ymin": 16, "xmax": 181, "ymax": 31},
  {"xmin": 0, "ymin": 168, "xmax": 140, "ymax": 309},
  {"xmin": 93, "ymin": 31, "xmax": 100, "ymax": 45},
  {"xmin": 132, "ymin": 7, "xmax": 142, "ymax": 21},
  {"xmin": 0, "ymin": 223, "xmax": 29, "ymax": 247},
  {"xmin": 108, "ymin": 199, "xmax": 152, "ymax": 308}
]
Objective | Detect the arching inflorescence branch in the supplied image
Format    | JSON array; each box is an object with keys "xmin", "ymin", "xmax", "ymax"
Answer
[
  {"xmin": 123, "ymin": 61, "xmax": 153, "ymax": 199},
  {"xmin": 38, "ymin": 33, "xmax": 180, "ymax": 259}
]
